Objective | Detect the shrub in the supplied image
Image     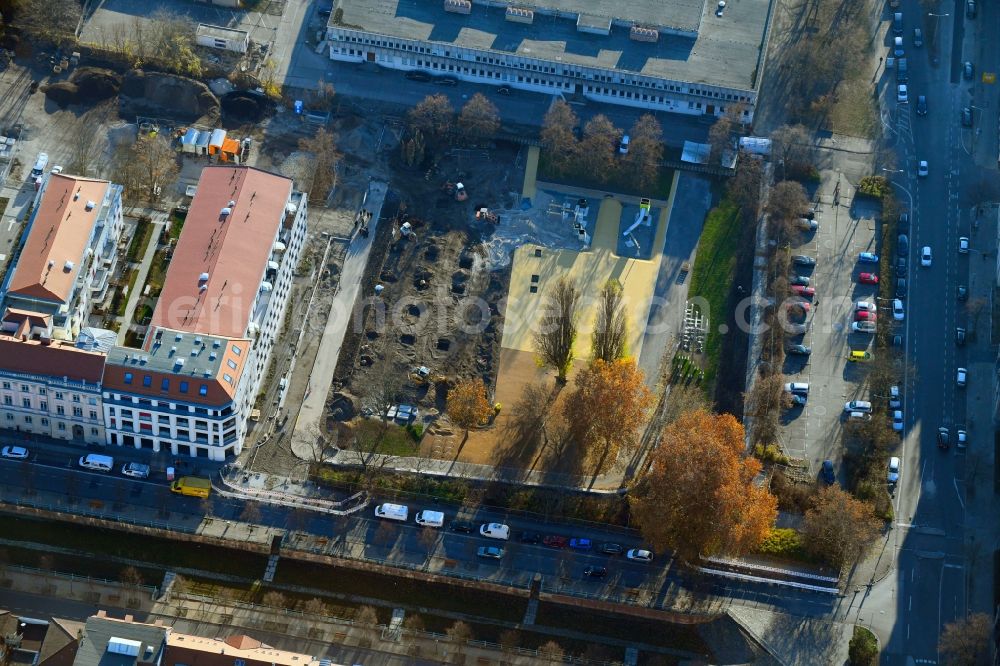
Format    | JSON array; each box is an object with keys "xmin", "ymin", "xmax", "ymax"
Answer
[
  {"xmin": 756, "ymin": 528, "xmax": 808, "ymax": 560},
  {"xmin": 848, "ymin": 626, "xmax": 879, "ymax": 666},
  {"xmin": 857, "ymin": 176, "xmax": 890, "ymax": 199},
  {"xmin": 753, "ymin": 443, "xmax": 789, "ymax": 466}
]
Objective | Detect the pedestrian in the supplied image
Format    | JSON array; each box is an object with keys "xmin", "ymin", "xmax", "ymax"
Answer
[{"xmin": 814, "ymin": 299, "xmax": 820, "ymax": 308}]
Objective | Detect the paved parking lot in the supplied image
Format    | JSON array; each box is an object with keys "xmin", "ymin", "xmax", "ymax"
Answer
[{"xmin": 780, "ymin": 175, "xmax": 885, "ymax": 481}]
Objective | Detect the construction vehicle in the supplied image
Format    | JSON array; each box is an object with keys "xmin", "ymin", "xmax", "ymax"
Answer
[
  {"xmin": 170, "ymin": 476, "xmax": 212, "ymax": 499},
  {"xmin": 475, "ymin": 207, "xmax": 498, "ymax": 224},
  {"xmin": 409, "ymin": 366, "xmax": 446, "ymax": 385},
  {"xmin": 442, "ymin": 181, "xmax": 468, "ymax": 201}
]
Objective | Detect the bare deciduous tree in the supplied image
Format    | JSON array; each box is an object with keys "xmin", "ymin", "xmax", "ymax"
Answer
[
  {"xmin": 11, "ymin": 0, "xmax": 81, "ymax": 45},
  {"xmin": 577, "ymin": 114, "xmax": 620, "ymax": 182},
  {"xmin": 621, "ymin": 114, "xmax": 663, "ymax": 190},
  {"xmin": 770, "ymin": 124, "xmax": 813, "ymax": 177},
  {"xmin": 407, "ymin": 94, "xmax": 454, "ymax": 142},
  {"xmin": 299, "ymin": 128, "xmax": 342, "ymax": 204},
  {"xmin": 540, "ymin": 99, "xmax": 579, "ymax": 178},
  {"xmin": 301, "ymin": 597, "xmax": 328, "ymax": 615},
  {"xmin": 591, "ymin": 279, "xmax": 628, "ymax": 362},
  {"xmin": 532, "ymin": 277, "xmax": 580, "ymax": 383},
  {"xmin": 113, "ymin": 133, "xmax": 179, "ymax": 205},
  {"xmin": 939, "ymin": 613, "xmax": 992, "ymax": 666},
  {"xmin": 458, "ymin": 93, "xmax": 500, "ymax": 143},
  {"xmin": 261, "ymin": 591, "xmax": 287, "ymax": 608},
  {"xmin": 727, "ymin": 156, "xmax": 764, "ymax": 221}
]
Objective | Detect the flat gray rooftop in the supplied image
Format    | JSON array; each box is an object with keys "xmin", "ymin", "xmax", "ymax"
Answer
[
  {"xmin": 487, "ymin": 0, "xmax": 706, "ymax": 33},
  {"xmin": 331, "ymin": 0, "xmax": 772, "ymax": 90},
  {"xmin": 107, "ymin": 328, "xmax": 227, "ymax": 378}
]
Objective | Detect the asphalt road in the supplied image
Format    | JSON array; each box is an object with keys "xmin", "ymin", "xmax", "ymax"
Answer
[
  {"xmin": 0, "ymin": 446, "xmax": 837, "ymax": 620},
  {"xmin": 874, "ymin": 0, "xmax": 1000, "ymax": 661}
]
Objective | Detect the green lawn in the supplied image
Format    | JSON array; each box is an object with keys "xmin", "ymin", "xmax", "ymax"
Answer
[
  {"xmin": 688, "ymin": 198, "xmax": 742, "ymax": 388},
  {"xmin": 114, "ymin": 269, "xmax": 140, "ymax": 316},
  {"xmin": 125, "ymin": 218, "xmax": 155, "ymax": 264},
  {"xmin": 168, "ymin": 210, "xmax": 187, "ymax": 241}
]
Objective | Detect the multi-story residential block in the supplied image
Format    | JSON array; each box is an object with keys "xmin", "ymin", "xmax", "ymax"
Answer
[
  {"xmin": 326, "ymin": 0, "xmax": 773, "ymax": 121},
  {"xmin": 0, "ymin": 174, "xmax": 124, "ymax": 340},
  {"xmin": 102, "ymin": 166, "xmax": 307, "ymax": 460},
  {"xmin": 0, "ymin": 315, "xmax": 107, "ymax": 444}
]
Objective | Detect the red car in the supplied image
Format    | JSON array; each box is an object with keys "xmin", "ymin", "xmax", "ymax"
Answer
[
  {"xmin": 854, "ymin": 311, "xmax": 877, "ymax": 322},
  {"xmin": 785, "ymin": 301, "xmax": 811, "ymax": 314},
  {"xmin": 858, "ymin": 272, "xmax": 879, "ymax": 284},
  {"xmin": 542, "ymin": 535, "xmax": 568, "ymax": 548},
  {"xmin": 791, "ymin": 285, "xmax": 816, "ymax": 297}
]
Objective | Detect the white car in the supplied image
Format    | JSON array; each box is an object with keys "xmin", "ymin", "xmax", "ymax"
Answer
[
  {"xmin": 0, "ymin": 446, "xmax": 28, "ymax": 459},
  {"xmin": 957, "ymin": 430, "xmax": 967, "ymax": 449},
  {"xmin": 892, "ymin": 410, "xmax": 904, "ymax": 432},
  {"xmin": 917, "ymin": 160, "xmax": 928, "ymax": 177},
  {"xmin": 844, "ymin": 400, "xmax": 873, "ymax": 413},
  {"xmin": 959, "ymin": 237, "xmax": 970, "ymax": 253},
  {"xmin": 892, "ymin": 299, "xmax": 905, "ymax": 321},
  {"xmin": 479, "ymin": 523, "xmax": 510, "ymax": 540},
  {"xmin": 852, "ymin": 321, "xmax": 877, "ymax": 333},
  {"xmin": 889, "ymin": 385, "xmax": 901, "ymax": 409},
  {"xmin": 957, "ymin": 368, "xmax": 967, "ymax": 387},
  {"xmin": 626, "ymin": 549, "xmax": 654, "ymax": 562},
  {"xmin": 887, "ymin": 456, "xmax": 900, "ymax": 484},
  {"xmin": 921, "ymin": 246, "xmax": 932, "ymax": 266},
  {"xmin": 855, "ymin": 301, "xmax": 877, "ymax": 313},
  {"xmin": 897, "ymin": 84, "xmax": 908, "ymax": 103}
]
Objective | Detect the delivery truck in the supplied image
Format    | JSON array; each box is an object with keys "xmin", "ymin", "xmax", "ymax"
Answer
[{"xmin": 170, "ymin": 476, "xmax": 212, "ymax": 498}]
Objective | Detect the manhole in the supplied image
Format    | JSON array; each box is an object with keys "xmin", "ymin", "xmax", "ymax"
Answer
[
  {"xmin": 437, "ymin": 338, "xmax": 451, "ymax": 351},
  {"xmin": 400, "ymin": 334, "xmax": 416, "ymax": 345},
  {"xmin": 366, "ymin": 330, "xmax": 379, "ymax": 340},
  {"xmin": 407, "ymin": 304, "xmax": 422, "ymax": 317}
]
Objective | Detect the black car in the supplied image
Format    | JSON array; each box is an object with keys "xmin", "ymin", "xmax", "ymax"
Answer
[
  {"xmin": 449, "ymin": 520, "xmax": 474, "ymax": 533},
  {"xmin": 898, "ymin": 212, "xmax": 909, "ymax": 232},
  {"xmin": 957, "ymin": 284, "xmax": 968, "ymax": 301},
  {"xmin": 961, "ymin": 107, "xmax": 973, "ymax": 127},
  {"xmin": 405, "ymin": 70, "xmax": 433, "ymax": 82},
  {"xmin": 792, "ymin": 255, "xmax": 816, "ymax": 266},
  {"xmin": 897, "ymin": 234, "xmax": 908, "ymax": 256},
  {"xmin": 598, "ymin": 542, "xmax": 624, "ymax": 555},
  {"xmin": 497, "ymin": 85, "xmax": 512, "ymax": 95},
  {"xmin": 787, "ymin": 344, "xmax": 812, "ymax": 356},
  {"xmin": 937, "ymin": 427, "xmax": 950, "ymax": 449},
  {"xmin": 583, "ymin": 566, "xmax": 608, "ymax": 578},
  {"xmin": 956, "ymin": 327, "xmax": 966, "ymax": 346},
  {"xmin": 916, "ymin": 95, "xmax": 927, "ymax": 116},
  {"xmin": 892, "ymin": 334, "xmax": 903, "ymax": 347},
  {"xmin": 896, "ymin": 256, "xmax": 907, "ymax": 273},
  {"xmin": 895, "ymin": 278, "xmax": 907, "ymax": 298},
  {"xmin": 519, "ymin": 531, "xmax": 541, "ymax": 544}
]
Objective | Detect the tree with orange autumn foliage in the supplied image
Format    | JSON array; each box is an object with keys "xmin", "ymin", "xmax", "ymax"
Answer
[
  {"xmin": 562, "ymin": 359, "xmax": 654, "ymax": 467},
  {"xmin": 446, "ymin": 378, "xmax": 494, "ymax": 445},
  {"xmin": 630, "ymin": 410, "xmax": 777, "ymax": 562}
]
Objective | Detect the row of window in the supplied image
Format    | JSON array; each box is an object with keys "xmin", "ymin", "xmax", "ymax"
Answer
[
  {"xmin": 110, "ymin": 422, "xmax": 235, "ymax": 442},
  {"xmin": 4, "ymin": 412, "xmax": 99, "ymax": 436},
  {"xmin": 0, "ymin": 382, "xmax": 94, "ymax": 403},
  {"xmin": 114, "ymin": 409, "xmax": 233, "ymax": 430},
  {"xmin": 123, "ymin": 372, "xmax": 212, "ymax": 396},
  {"xmin": 2, "ymin": 395, "xmax": 99, "ymax": 419}
]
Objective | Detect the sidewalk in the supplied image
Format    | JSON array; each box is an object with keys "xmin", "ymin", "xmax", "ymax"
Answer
[{"xmin": 116, "ymin": 211, "xmax": 166, "ymax": 345}]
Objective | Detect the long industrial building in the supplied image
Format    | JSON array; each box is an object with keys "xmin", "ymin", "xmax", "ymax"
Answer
[{"xmin": 326, "ymin": 0, "xmax": 774, "ymax": 121}]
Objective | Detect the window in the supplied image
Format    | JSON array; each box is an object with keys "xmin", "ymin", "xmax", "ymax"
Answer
[
  {"xmin": 223, "ymin": 373, "xmax": 233, "ymax": 384},
  {"xmin": 24, "ymin": 416, "xmax": 32, "ymax": 424},
  {"xmin": 73, "ymin": 407, "xmax": 83, "ymax": 417},
  {"xmin": 57, "ymin": 422, "xmax": 66, "ymax": 431},
  {"xmin": 91, "ymin": 428, "xmax": 99, "ymax": 436},
  {"xmin": 231, "ymin": 345, "xmax": 242, "ymax": 355},
  {"xmin": 3, "ymin": 396, "xmax": 11, "ymax": 406},
  {"xmin": 72, "ymin": 394, "xmax": 80, "ymax": 403},
  {"xmin": 161, "ymin": 378, "xmax": 170, "ymax": 392},
  {"xmin": 40, "ymin": 401, "xmax": 47, "ymax": 411},
  {"xmin": 1, "ymin": 382, "xmax": 9, "ymax": 389},
  {"xmin": 142, "ymin": 375, "xmax": 152, "ymax": 387},
  {"xmin": 88, "ymin": 397, "xmax": 96, "ymax": 405},
  {"xmin": 199, "ymin": 385, "xmax": 208, "ymax": 396},
  {"xmin": 39, "ymin": 388, "xmax": 46, "ymax": 396},
  {"xmin": 89, "ymin": 410, "xmax": 97, "ymax": 420},
  {"xmin": 55, "ymin": 392, "xmax": 63, "ymax": 400},
  {"xmin": 179, "ymin": 381, "xmax": 189, "ymax": 393},
  {"xmin": 20, "ymin": 384, "xmax": 28, "ymax": 392},
  {"xmin": 227, "ymin": 359, "xmax": 238, "ymax": 370},
  {"xmin": 124, "ymin": 373, "xmax": 133, "ymax": 384},
  {"xmin": 4, "ymin": 414, "xmax": 10, "ymax": 421},
  {"xmin": 40, "ymin": 418, "xmax": 48, "ymax": 426},
  {"xmin": 22, "ymin": 398, "xmax": 30, "ymax": 408},
  {"xmin": 56, "ymin": 405, "xmax": 65, "ymax": 415}
]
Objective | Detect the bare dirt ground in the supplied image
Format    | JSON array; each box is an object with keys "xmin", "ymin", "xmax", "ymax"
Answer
[{"xmin": 338, "ymin": 143, "xmax": 526, "ymax": 426}]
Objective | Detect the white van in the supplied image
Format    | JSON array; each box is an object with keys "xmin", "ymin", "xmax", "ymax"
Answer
[
  {"xmin": 480, "ymin": 523, "xmax": 510, "ymax": 540},
  {"xmin": 30, "ymin": 152, "xmax": 48, "ymax": 178},
  {"xmin": 374, "ymin": 503, "xmax": 409, "ymax": 522},
  {"xmin": 79, "ymin": 453, "xmax": 114, "ymax": 472},
  {"xmin": 414, "ymin": 510, "xmax": 444, "ymax": 528}
]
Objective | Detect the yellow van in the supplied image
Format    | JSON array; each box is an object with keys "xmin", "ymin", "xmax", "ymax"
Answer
[{"xmin": 848, "ymin": 351, "xmax": 872, "ymax": 362}]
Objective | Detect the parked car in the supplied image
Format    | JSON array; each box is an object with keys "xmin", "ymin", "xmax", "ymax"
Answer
[
  {"xmin": 569, "ymin": 538, "xmax": 593, "ymax": 551},
  {"xmin": 797, "ymin": 218, "xmax": 819, "ymax": 231},
  {"xmin": 896, "ymin": 278, "xmax": 907, "ymax": 298},
  {"xmin": 791, "ymin": 285, "xmax": 815, "ymax": 297},
  {"xmin": 844, "ymin": 400, "xmax": 873, "ymax": 413},
  {"xmin": 897, "ymin": 234, "xmax": 909, "ymax": 256},
  {"xmin": 480, "ymin": 523, "xmax": 510, "ymax": 540},
  {"xmin": 626, "ymin": 549, "xmax": 654, "ymax": 562},
  {"xmin": 405, "ymin": 70, "xmax": 433, "ymax": 82},
  {"xmin": 519, "ymin": 531, "xmax": 541, "ymax": 544},
  {"xmin": 0, "ymin": 446, "xmax": 28, "ymax": 459},
  {"xmin": 967, "ymin": 0, "xmax": 976, "ymax": 18},
  {"xmin": 583, "ymin": 566, "xmax": 608, "ymax": 578},
  {"xmin": 450, "ymin": 520, "xmax": 475, "ymax": 533},
  {"xmin": 892, "ymin": 299, "xmax": 905, "ymax": 321},
  {"xmin": 497, "ymin": 85, "xmax": 512, "ymax": 95},
  {"xmin": 887, "ymin": 456, "xmax": 900, "ymax": 483},
  {"xmin": 957, "ymin": 430, "xmax": 967, "ymax": 449},
  {"xmin": 477, "ymin": 546, "xmax": 505, "ymax": 559},
  {"xmin": 598, "ymin": 543, "xmax": 624, "ymax": 555},
  {"xmin": 792, "ymin": 255, "xmax": 817, "ymax": 266},
  {"xmin": 852, "ymin": 321, "xmax": 877, "ymax": 333},
  {"xmin": 787, "ymin": 344, "xmax": 812, "ymax": 355},
  {"xmin": 543, "ymin": 535, "xmax": 568, "ymax": 548},
  {"xmin": 784, "ymin": 382, "xmax": 809, "ymax": 395},
  {"xmin": 859, "ymin": 252, "xmax": 879, "ymax": 263},
  {"xmin": 898, "ymin": 212, "xmax": 910, "ymax": 231},
  {"xmin": 821, "ymin": 460, "xmax": 836, "ymax": 484},
  {"xmin": 789, "ymin": 393, "xmax": 808, "ymax": 406},
  {"xmin": 893, "ymin": 35, "xmax": 904, "ymax": 57},
  {"xmin": 789, "ymin": 275, "xmax": 811, "ymax": 286},
  {"xmin": 889, "ymin": 385, "xmax": 901, "ymax": 409},
  {"xmin": 434, "ymin": 76, "xmax": 459, "ymax": 86},
  {"xmin": 855, "ymin": 301, "xmax": 877, "ymax": 313},
  {"xmin": 854, "ymin": 310, "xmax": 877, "ymax": 322},
  {"xmin": 858, "ymin": 272, "xmax": 879, "ymax": 284},
  {"xmin": 892, "ymin": 411, "xmax": 904, "ymax": 432}
]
